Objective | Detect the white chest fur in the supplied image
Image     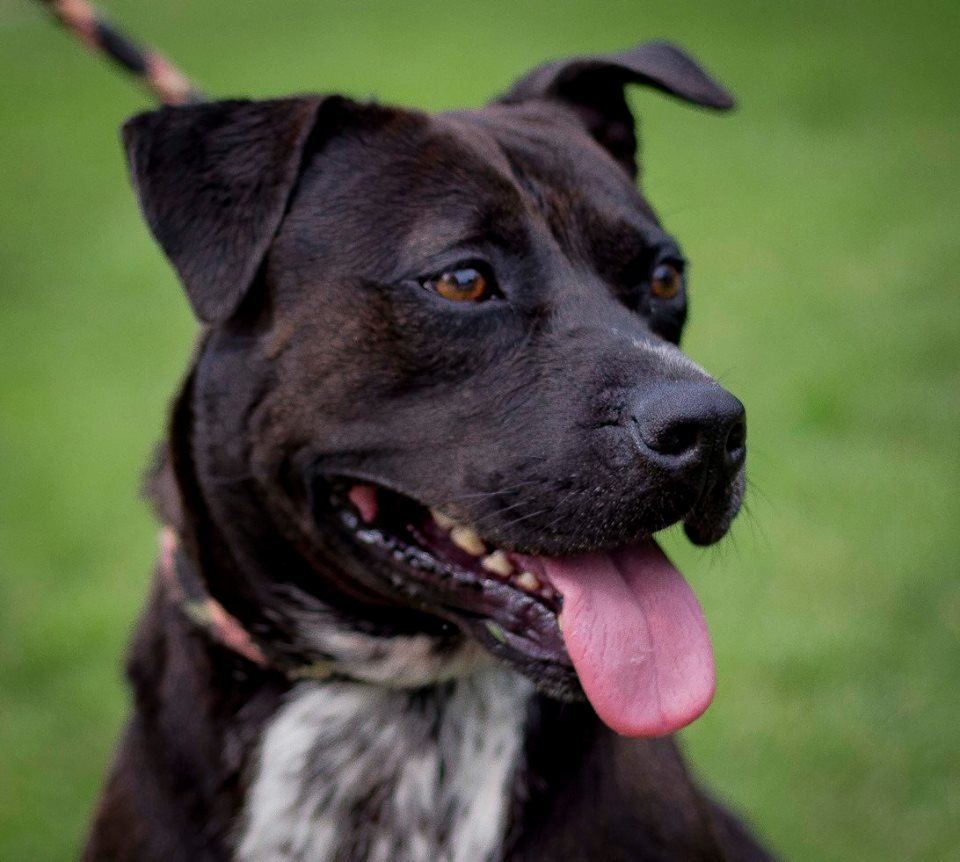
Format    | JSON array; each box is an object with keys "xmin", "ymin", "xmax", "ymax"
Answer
[{"xmin": 237, "ymin": 670, "xmax": 533, "ymax": 862}]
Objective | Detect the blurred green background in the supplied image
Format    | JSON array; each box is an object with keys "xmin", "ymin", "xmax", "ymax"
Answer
[{"xmin": 1, "ymin": 0, "xmax": 958, "ymax": 858}]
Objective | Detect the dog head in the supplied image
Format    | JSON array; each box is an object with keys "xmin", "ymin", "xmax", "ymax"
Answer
[{"xmin": 125, "ymin": 42, "xmax": 745, "ymax": 736}]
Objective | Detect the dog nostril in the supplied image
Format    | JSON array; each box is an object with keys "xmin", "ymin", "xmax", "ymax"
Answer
[
  {"xmin": 650, "ymin": 421, "xmax": 700, "ymax": 457},
  {"xmin": 725, "ymin": 419, "xmax": 746, "ymax": 455}
]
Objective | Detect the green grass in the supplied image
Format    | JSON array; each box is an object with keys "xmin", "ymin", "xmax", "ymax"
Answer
[{"xmin": 1, "ymin": 0, "xmax": 958, "ymax": 858}]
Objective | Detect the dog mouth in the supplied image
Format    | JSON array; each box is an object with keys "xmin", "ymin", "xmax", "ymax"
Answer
[
  {"xmin": 317, "ymin": 477, "xmax": 717, "ymax": 738},
  {"xmin": 343, "ymin": 482, "xmax": 564, "ymax": 608}
]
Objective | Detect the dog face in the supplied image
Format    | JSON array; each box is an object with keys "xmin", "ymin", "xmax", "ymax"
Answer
[{"xmin": 126, "ymin": 42, "xmax": 746, "ymax": 736}]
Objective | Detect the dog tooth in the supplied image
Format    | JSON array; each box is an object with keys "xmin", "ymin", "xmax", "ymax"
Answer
[
  {"xmin": 515, "ymin": 571, "xmax": 541, "ymax": 592},
  {"xmin": 481, "ymin": 550, "xmax": 514, "ymax": 577},
  {"xmin": 557, "ymin": 613, "xmax": 564, "ymax": 632},
  {"xmin": 450, "ymin": 525, "xmax": 486, "ymax": 556},
  {"xmin": 430, "ymin": 508, "xmax": 457, "ymax": 531}
]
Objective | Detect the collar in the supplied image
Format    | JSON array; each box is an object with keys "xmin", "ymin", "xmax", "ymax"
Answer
[{"xmin": 158, "ymin": 526, "xmax": 333, "ymax": 679}]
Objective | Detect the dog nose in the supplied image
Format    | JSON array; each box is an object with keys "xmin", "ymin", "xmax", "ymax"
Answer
[{"xmin": 631, "ymin": 383, "xmax": 746, "ymax": 478}]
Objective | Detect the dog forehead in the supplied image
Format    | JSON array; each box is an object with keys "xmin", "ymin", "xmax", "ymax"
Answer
[
  {"xmin": 437, "ymin": 104, "xmax": 665, "ymax": 257},
  {"xmin": 284, "ymin": 107, "xmax": 518, "ymax": 232},
  {"xmin": 441, "ymin": 101, "xmax": 644, "ymax": 206},
  {"xmin": 281, "ymin": 100, "xmax": 658, "ymax": 271}
]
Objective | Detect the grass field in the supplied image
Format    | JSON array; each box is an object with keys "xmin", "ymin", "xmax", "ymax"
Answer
[{"xmin": 1, "ymin": 0, "xmax": 958, "ymax": 858}]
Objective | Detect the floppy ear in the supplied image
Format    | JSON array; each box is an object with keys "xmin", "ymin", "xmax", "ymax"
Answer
[
  {"xmin": 499, "ymin": 41, "xmax": 735, "ymax": 177},
  {"xmin": 123, "ymin": 96, "xmax": 330, "ymax": 323}
]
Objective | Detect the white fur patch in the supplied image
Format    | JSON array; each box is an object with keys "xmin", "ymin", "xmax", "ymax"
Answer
[
  {"xmin": 275, "ymin": 586, "xmax": 493, "ymax": 687},
  {"xmin": 301, "ymin": 626, "xmax": 492, "ymax": 687},
  {"xmin": 237, "ymin": 670, "xmax": 533, "ymax": 862}
]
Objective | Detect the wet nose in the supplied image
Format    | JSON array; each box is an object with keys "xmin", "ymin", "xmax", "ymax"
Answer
[{"xmin": 631, "ymin": 383, "xmax": 746, "ymax": 479}]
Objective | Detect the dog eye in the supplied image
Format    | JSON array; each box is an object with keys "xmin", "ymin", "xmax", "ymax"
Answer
[
  {"xmin": 427, "ymin": 267, "xmax": 493, "ymax": 303},
  {"xmin": 651, "ymin": 262, "xmax": 684, "ymax": 300}
]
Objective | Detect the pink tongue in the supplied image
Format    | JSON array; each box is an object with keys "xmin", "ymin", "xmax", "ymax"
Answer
[{"xmin": 542, "ymin": 540, "xmax": 715, "ymax": 738}]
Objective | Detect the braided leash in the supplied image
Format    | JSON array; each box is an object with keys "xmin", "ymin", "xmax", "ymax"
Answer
[{"xmin": 35, "ymin": 0, "xmax": 205, "ymax": 105}]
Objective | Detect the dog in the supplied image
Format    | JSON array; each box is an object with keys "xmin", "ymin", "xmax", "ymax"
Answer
[{"xmin": 84, "ymin": 41, "xmax": 773, "ymax": 861}]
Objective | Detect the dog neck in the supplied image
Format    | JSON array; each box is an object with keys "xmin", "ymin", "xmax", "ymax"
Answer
[
  {"xmin": 154, "ymin": 468, "xmax": 537, "ymax": 860},
  {"xmin": 158, "ymin": 526, "xmax": 273, "ymax": 668},
  {"xmin": 236, "ymin": 670, "xmax": 534, "ymax": 862},
  {"xmin": 155, "ymin": 516, "xmax": 536, "ymax": 859}
]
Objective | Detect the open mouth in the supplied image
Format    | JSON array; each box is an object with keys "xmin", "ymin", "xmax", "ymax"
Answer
[
  {"xmin": 345, "ymin": 481, "xmax": 564, "ymax": 610},
  {"xmin": 318, "ymin": 477, "xmax": 718, "ymax": 738}
]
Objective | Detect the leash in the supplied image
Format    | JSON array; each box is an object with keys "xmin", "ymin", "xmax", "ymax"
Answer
[
  {"xmin": 158, "ymin": 527, "xmax": 336, "ymax": 679},
  {"xmin": 36, "ymin": 2, "xmax": 335, "ymax": 680},
  {"xmin": 34, "ymin": 0, "xmax": 205, "ymax": 105},
  {"xmin": 36, "ymin": 3, "xmax": 339, "ymax": 678}
]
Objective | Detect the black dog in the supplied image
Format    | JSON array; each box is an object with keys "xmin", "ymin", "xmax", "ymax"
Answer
[{"xmin": 85, "ymin": 41, "xmax": 772, "ymax": 861}]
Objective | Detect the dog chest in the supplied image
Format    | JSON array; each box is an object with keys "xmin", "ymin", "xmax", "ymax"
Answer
[{"xmin": 237, "ymin": 669, "xmax": 533, "ymax": 862}]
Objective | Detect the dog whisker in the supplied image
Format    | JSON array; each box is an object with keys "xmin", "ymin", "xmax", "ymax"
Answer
[
  {"xmin": 737, "ymin": 493, "xmax": 773, "ymax": 552},
  {"xmin": 467, "ymin": 497, "xmax": 535, "ymax": 529},
  {"xmin": 441, "ymin": 477, "xmax": 552, "ymax": 504},
  {"xmin": 491, "ymin": 507, "xmax": 550, "ymax": 534}
]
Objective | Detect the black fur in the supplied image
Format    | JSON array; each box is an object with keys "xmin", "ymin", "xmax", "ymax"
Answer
[{"xmin": 86, "ymin": 42, "xmax": 771, "ymax": 860}]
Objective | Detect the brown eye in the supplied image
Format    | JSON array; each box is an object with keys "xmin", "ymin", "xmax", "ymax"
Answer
[
  {"xmin": 651, "ymin": 262, "xmax": 683, "ymax": 300},
  {"xmin": 431, "ymin": 267, "xmax": 490, "ymax": 302}
]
